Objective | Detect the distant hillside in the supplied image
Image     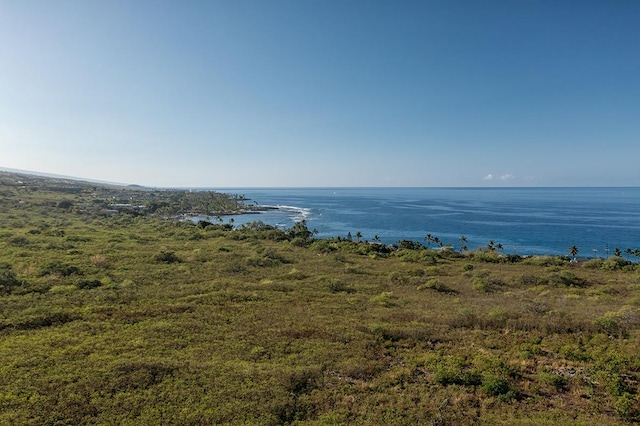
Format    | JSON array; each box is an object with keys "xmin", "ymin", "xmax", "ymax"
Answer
[{"xmin": 0, "ymin": 166, "xmax": 136, "ymax": 187}]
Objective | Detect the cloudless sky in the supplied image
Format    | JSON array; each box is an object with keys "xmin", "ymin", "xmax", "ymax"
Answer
[{"xmin": 1, "ymin": 0, "xmax": 639, "ymax": 187}]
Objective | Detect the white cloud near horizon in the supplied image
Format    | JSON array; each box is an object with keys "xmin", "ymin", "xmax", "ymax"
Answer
[
  {"xmin": 483, "ymin": 174, "xmax": 493, "ymax": 180},
  {"xmin": 500, "ymin": 174, "xmax": 515, "ymax": 181}
]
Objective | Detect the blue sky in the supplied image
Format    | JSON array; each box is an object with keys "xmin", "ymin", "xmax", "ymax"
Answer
[{"xmin": 1, "ymin": 1, "xmax": 639, "ymax": 187}]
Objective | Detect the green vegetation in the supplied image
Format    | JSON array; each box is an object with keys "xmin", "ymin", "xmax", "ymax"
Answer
[{"xmin": 1, "ymin": 171, "xmax": 639, "ymax": 424}]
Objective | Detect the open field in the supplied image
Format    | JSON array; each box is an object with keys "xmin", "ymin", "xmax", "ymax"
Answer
[{"xmin": 1, "ymin": 172, "xmax": 639, "ymax": 425}]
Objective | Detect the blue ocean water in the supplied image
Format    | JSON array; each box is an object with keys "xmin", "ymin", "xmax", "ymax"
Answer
[{"xmin": 212, "ymin": 187, "xmax": 640, "ymax": 257}]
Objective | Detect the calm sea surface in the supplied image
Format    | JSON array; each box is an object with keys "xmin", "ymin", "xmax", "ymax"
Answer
[{"xmin": 209, "ymin": 187, "xmax": 640, "ymax": 256}]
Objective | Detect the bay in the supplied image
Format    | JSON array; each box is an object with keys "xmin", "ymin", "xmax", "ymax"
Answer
[{"xmin": 208, "ymin": 187, "xmax": 640, "ymax": 257}]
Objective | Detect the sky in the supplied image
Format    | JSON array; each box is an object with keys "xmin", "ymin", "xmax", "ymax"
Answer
[{"xmin": 1, "ymin": 1, "xmax": 639, "ymax": 188}]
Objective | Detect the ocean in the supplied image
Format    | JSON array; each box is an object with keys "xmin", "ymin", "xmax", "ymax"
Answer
[{"xmin": 208, "ymin": 187, "xmax": 640, "ymax": 257}]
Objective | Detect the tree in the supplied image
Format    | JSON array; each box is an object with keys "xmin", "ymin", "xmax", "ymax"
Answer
[
  {"xmin": 614, "ymin": 247, "xmax": 621, "ymax": 257},
  {"xmin": 355, "ymin": 231, "xmax": 362, "ymax": 243},
  {"xmin": 373, "ymin": 235, "xmax": 381, "ymax": 243},
  {"xmin": 424, "ymin": 234, "xmax": 433, "ymax": 248},
  {"xmin": 569, "ymin": 245, "xmax": 579, "ymax": 259},
  {"xmin": 433, "ymin": 236, "xmax": 443, "ymax": 248},
  {"xmin": 459, "ymin": 235, "xmax": 468, "ymax": 252},
  {"xmin": 289, "ymin": 220, "xmax": 314, "ymax": 240}
]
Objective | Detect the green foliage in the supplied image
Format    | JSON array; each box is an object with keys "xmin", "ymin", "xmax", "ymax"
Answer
[
  {"xmin": 537, "ymin": 372, "xmax": 568, "ymax": 391},
  {"xmin": 75, "ymin": 279, "xmax": 103, "ymax": 290},
  {"xmin": 153, "ymin": 251, "xmax": 181, "ymax": 263},
  {"xmin": 39, "ymin": 261, "xmax": 81, "ymax": 277},
  {"xmin": 369, "ymin": 291, "xmax": 395, "ymax": 307},
  {"xmin": 602, "ymin": 256, "xmax": 632, "ymax": 270},
  {"xmin": 481, "ymin": 375, "xmax": 513, "ymax": 398},
  {"xmin": 582, "ymin": 258, "xmax": 604, "ymax": 269},
  {"xmin": 615, "ymin": 392, "xmax": 639, "ymax": 420},
  {"xmin": 546, "ymin": 271, "xmax": 588, "ymax": 287},
  {"xmin": 472, "ymin": 276, "xmax": 492, "ymax": 293},
  {"xmin": 0, "ymin": 264, "xmax": 23, "ymax": 294},
  {"xmin": 417, "ymin": 278, "xmax": 457, "ymax": 294},
  {"xmin": 0, "ymin": 170, "xmax": 639, "ymax": 425},
  {"xmin": 325, "ymin": 278, "xmax": 355, "ymax": 294}
]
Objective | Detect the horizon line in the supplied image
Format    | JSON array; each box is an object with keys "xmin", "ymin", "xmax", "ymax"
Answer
[{"xmin": 2, "ymin": 167, "xmax": 638, "ymax": 190}]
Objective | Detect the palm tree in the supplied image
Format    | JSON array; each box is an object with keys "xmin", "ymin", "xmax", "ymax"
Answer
[
  {"xmin": 614, "ymin": 247, "xmax": 621, "ymax": 257},
  {"xmin": 569, "ymin": 245, "xmax": 579, "ymax": 260},
  {"xmin": 355, "ymin": 231, "xmax": 362, "ymax": 243},
  {"xmin": 373, "ymin": 235, "xmax": 381, "ymax": 243}
]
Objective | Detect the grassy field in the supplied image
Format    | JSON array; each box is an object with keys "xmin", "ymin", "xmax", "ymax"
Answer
[{"xmin": 1, "ymin": 172, "xmax": 639, "ymax": 425}]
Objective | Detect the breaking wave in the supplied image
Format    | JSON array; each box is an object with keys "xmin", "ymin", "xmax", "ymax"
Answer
[{"xmin": 265, "ymin": 205, "xmax": 312, "ymax": 222}]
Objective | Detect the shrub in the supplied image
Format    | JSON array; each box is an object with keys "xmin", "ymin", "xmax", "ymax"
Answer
[
  {"xmin": 369, "ymin": 291, "xmax": 395, "ymax": 307},
  {"xmin": 417, "ymin": 278, "xmax": 457, "ymax": 294},
  {"xmin": 537, "ymin": 372, "xmax": 568, "ymax": 391},
  {"xmin": 57, "ymin": 200, "xmax": 74, "ymax": 209},
  {"xmin": 522, "ymin": 255, "xmax": 569, "ymax": 267},
  {"xmin": 311, "ymin": 240, "xmax": 335, "ymax": 254},
  {"xmin": 602, "ymin": 256, "xmax": 632, "ymax": 270},
  {"xmin": 0, "ymin": 265, "xmax": 23, "ymax": 294},
  {"xmin": 326, "ymin": 279, "xmax": 355, "ymax": 294},
  {"xmin": 481, "ymin": 375, "xmax": 513, "ymax": 398},
  {"xmin": 546, "ymin": 271, "xmax": 587, "ymax": 287},
  {"xmin": 154, "ymin": 251, "xmax": 181, "ymax": 263},
  {"xmin": 9, "ymin": 236, "xmax": 30, "ymax": 246},
  {"xmin": 593, "ymin": 313, "xmax": 620, "ymax": 336},
  {"xmin": 76, "ymin": 279, "xmax": 103, "ymax": 290},
  {"xmin": 39, "ymin": 262, "xmax": 81, "ymax": 277},
  {"xmin": 434, "ymin": 368, "xmax": 482, "ymax": 386},
  {"xmin": 615, "ymin": 392, "xmax": 639, "ymax": 420},
  {"xmin": 582, "ymin": 258, "xmax": 603, "ymax": 269},
  {"xmin": 286, "ymin": 268, "xmax": 307, "ymax": 280},
  {"xmin": 519, "ymin": 274, "xmax": 541, "ymax": 286},
  {"xmin": 472, "ymin": 277, "xmax": 492, "ymax": 293}
]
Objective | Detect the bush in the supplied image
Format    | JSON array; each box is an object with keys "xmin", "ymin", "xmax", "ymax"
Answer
[
  {"xmin": 602, "ymin": 256, "xmax": 632, "ymax": 270},
  {"xmin": 472, "ymin": 277, "xmax": 492, "ymax": 293},
  {"xmin": 369, "ymin": 291, "xmax": 395, "ymax": 307},
  {"xmin": 522, "ymin": 255, "xmax": 569, "ymax": 267},
  {"xmin": 537, "ymin": 372, "xmax": 568, "ymax": 391},
  {"xmin": 76, "ymin": 279, "xmax": 103, "ymax": 290},
  {"xmin": 546, "ymin": 271, "xmax": 587, "ymax": 287},
  {"xmin": 417, "ymin": 278, "xmax": 457, "ymax": 294},
  {"xmin": 481, "ymin": 375, "xmax": 513, "ymax": 398},
  {"xmin": 326, "ymin": 279, "xmax": 355, "ymax": 294},
  {"xmin": 615, "ymin": 392, "xmax": 639, "ymax": 420},
  {"xmin": 0, "ymin": 265, "xmax": 23, "ymax": 294},
  {"xmin": 582, "ymin": 258, "xmax": 603, "ymax": 269},
  {"xmin": 434, "ymin": 368, "xmax": 482, "ymax": 386},
  {"xmin": 39, "ymin": 262, "xmax": 81, "ymax": 277},
  {"xmin": 154, "ymin": 251, "xmax": 181, "ymax": 263}
]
